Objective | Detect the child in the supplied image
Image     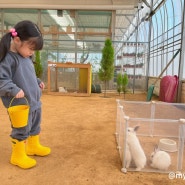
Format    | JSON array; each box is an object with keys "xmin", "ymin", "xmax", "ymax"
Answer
[{"xmin": 0, "ymin": 20, "xmax": 51, "ymax": 169}]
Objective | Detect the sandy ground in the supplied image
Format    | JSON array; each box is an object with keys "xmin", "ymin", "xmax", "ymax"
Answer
[{"xmin": 0, "ymin": 92, "xmax": 184, "ymax": 185}]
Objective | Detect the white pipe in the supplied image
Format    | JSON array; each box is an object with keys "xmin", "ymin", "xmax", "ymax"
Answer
[{"xmin": 0, "ymin": 4, "xmax": 135, "ymax": 10}]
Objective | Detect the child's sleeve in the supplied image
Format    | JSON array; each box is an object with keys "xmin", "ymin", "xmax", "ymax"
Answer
[{"xmin": 0, "ymin": 59, "xmax": 20, "ymax": 97}]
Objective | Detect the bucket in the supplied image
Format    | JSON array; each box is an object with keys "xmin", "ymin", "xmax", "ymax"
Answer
[{"xmin": 8, "ymin": 97, "xmax": 30, "ymax": 128}]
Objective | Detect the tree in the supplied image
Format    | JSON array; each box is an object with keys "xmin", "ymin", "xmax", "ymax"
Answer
[
  {"xmin": 122, "ymin": 73, "xmax": 129, "ymax": 99},
  {"xmin": 34, "ymin": 50, "xmax": 43, "ymax": 78},
  {"xmin": 116, "ymin": 72, "xmax": 129, "ymax": 98},
  {"xmin": 98, "ymin": 38, "xmax": 114, "ymax": 97},
  {"xmin": 116, "ymin": 73, "xmax": 122, "ymax": 96}
]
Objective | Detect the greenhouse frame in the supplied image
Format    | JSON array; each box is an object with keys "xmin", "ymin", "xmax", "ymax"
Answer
[{"xmin": 0, "ymin": 0, "xmax": 185, "ymax": 102}]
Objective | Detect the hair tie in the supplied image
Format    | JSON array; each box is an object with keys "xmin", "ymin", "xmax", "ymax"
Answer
[{"xmin": 9, "ymin": 28, "xmax": 18, "ymax": 37}]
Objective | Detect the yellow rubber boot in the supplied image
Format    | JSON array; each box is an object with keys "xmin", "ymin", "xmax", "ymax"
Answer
[
  {"xmin": 10, "ymin": 138, "xmax": 36, "ymax": 169},
  {"xmin": 26, "ymin": 135, "xmax": 51, "ymax": 156}
]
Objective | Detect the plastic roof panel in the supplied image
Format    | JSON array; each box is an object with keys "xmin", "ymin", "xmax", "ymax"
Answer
[{"xmin": 77, "ymin": 11, "xmax": 112, "ymax": 29}]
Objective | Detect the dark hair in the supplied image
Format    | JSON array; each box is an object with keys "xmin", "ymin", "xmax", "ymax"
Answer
[{"xmin": 0, "ymin": 20, "xmax": 43, "ymax": 61}]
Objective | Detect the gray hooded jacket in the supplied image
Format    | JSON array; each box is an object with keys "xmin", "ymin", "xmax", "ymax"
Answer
[{"xmin": 0, "ymin": 51, "xmax": 42, "ymax": 111}]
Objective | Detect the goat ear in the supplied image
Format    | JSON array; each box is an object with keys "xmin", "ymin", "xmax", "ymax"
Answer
[{"xmin": 134, "ymin": 125, "xmax": 140, "ymax": 132}]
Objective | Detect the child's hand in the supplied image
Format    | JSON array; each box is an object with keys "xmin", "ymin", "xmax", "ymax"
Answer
[
  {"xmin": 39, "ymin": 82, "xmax": 45, "ymax": 90},
  {"xmin": 15, "ymin": 89, "xmax": 25, "ymax": 98}
]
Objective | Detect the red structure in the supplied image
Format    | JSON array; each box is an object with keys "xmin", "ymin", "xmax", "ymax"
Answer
[{"xmin": 159, "ymin": 75, "xmax": 178, "ymax": 103}]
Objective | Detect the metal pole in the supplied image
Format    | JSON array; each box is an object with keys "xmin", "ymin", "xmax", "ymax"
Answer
[
  {"xmin": 177, "ymin": 0, "xmax": 185, "ymax": 102},
  {"xmin": 133, "ymin": 8, "xmax": 140, "ymax": 94},
  {"xmin": 146, "ymin": 0, "xmax": 154, "ymax": 90}
]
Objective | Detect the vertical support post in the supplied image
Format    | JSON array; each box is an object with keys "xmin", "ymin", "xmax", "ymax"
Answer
[
  {"xmin": 74, "ymin": 10, "xmax": 78, "ymax": 64},
  {"xmin": 177, "ymin": 3, "xmax": 185, "ymax": 102},
  {"xmin": 121, "ymin": 115, "xmax": 129, "ymax": 173},
  {"xmin": 55, "ymin": 67, "xmax": 58, "ymax": 91},
  {"xmin": 177, "ymin": 119, "xmax": 185, "ymax": 170},
  {"xmin": 150, "ymin": 101, "xmax": 156, "ymax": 136},
  {"xmin": 87, "ymin": 64, "xmax": 92, "ymax": 95},
  {"xmin": 133, "ymin": 9, "xmax": 140, "ymax": 94},
  {"xmin": 47, "ymin": 63, "xmax": 51, "ymax": 93},
  {"xmin": 146, "ymin": 0, "xmax": 154, "ymax": 90}
]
